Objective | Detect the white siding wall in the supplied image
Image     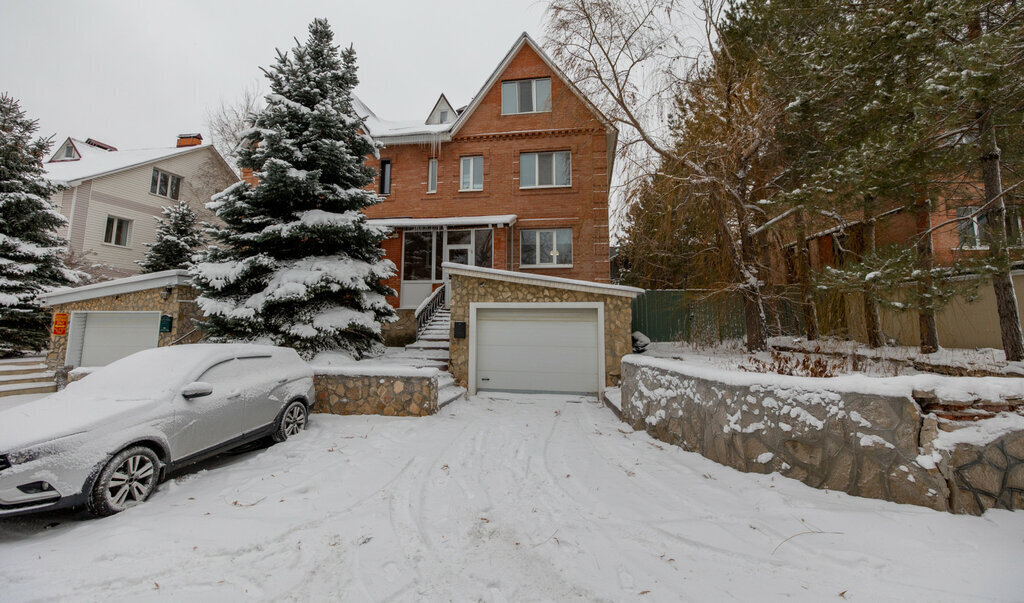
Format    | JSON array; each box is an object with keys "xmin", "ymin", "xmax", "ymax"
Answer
[{"xmin": 78, "ymin": 147, "xmax": 236, "ymax": 273}]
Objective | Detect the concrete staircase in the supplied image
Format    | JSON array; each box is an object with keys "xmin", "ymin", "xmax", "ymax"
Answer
[
  {"xmin": 0, "ymin": 356, "xmax": 56, "ymax": 397},
  {"xmin": 394, "ymin": 308, "xmax": 465, "ymax": 408}
]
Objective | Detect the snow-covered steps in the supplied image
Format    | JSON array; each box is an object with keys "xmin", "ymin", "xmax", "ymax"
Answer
[
  {"xmin": 436, "ymin": 373, "xmax": 465, "ymax": 409},
  {"xmin": 406, "ymin": 340, "xmax": 450, "ymax": 350},
  {"xmin": 0, "ymin": 357, "xmax": 56, "ymax": 397}
]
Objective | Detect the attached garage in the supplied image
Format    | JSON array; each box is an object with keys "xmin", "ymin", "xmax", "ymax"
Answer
[
  {"xmin": 67, "ymin": 311, "xmax": 161, "ymax": 367},
  {"xmin": 40, "ymin": 270, "xmax": 202, "ymax": 369},
  {"xmin": 474, "ymin": 305, "xmax": 602, "ymax": 394},
  {"xmin": 444, "ymin": 263, "xmax": 642, "ymax": 396}
]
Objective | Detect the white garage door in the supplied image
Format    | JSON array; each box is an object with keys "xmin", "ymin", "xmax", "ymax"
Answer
[
  {"xmin": 74, "ymin": 312, "xmax": 161, "ymax": 367},
  {"xmin": 475, "ymin": 307, "xmax": 600, "ymax": 394}
]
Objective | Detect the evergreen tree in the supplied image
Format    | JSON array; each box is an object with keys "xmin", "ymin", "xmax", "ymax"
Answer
[
  {"xmin": 137, "ymin": 201, "xmax": 202, "ymax": 273},
  {"xmin": 0, "ymin": 93, "xmax": 76, "ymax": 356},
  {"xmin": 191, "ymin": 19, "xmax": 396, "ymax": 359}
]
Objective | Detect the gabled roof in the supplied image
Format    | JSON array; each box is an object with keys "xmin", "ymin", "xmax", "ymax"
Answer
[
  {"xmin": 43, "ymin": 141, "xmax": 219, "ymax": 186},
  {"xmin": 352, "ymin": 96, "xmax": 454, "ymax": 144},
  {"xmin": 448, "ymin": 32, "xmax": 616, "ymax": 139}
]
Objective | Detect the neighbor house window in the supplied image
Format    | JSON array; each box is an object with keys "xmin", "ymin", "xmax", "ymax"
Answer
[
  {"xmin": 427, "ymin": 158, "xmax": 437, "ymax": 193},
  {"xmin": 520, "ymin": 228, "xmax": 572, "ymax": 267},
  {"xmin": 104, "ymin": 216, "xmax": 132, "ymax": 247},
  {"xmin": 460, "ymin": 156, "xmax": 483, "ymax": 191},
  {"xmin": 520, "ymin": 151, "xmax": 571, "ymax": 188},
  {"xmin": 150, "ymin": 168, "xmax": 182, "ymax": 200},
  {"xmin": 501, "ymin": 78, "xmax": 552, "ymax": 115},
  {"xmin": 957, "ymin": 207, "xmax": 989, "ymax": 249},
  {"xmin": 379, "ymin": 159, "xmax": 392, "ymax": 195}
]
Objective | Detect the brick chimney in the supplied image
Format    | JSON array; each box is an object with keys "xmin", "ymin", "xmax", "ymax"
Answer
[{"xmin": 176, "ymin": 133, "xmax": 203, "ymax": 148}]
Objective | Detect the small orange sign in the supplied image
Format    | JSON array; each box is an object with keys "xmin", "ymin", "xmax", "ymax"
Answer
[{"xmin": 52, "ymin": 313, "xmax": 68, "ymax": 336}]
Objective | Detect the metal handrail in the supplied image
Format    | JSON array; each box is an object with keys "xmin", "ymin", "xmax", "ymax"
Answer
[{"xmin": 415, "ymin": 283, "xmax": 447, "ymax": 334}]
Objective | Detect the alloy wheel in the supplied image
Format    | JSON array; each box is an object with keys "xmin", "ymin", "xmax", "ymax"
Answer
[
  {"xmin": 106, "ymin": 453, "xmax": 156, "ymax": 509},
  {"xmin": 283, "ymin": 404, "xmax": 307, "ymax": 437}
]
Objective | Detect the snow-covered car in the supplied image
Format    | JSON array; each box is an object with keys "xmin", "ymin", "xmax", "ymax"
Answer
[{"xmin": 0, "ymin": 344, "xmax": 315, "ymax": 518}]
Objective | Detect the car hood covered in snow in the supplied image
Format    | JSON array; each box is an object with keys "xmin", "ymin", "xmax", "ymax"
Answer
[{"xmin": 0, "ymin": 391, "xmax": 159, "ymax": 452}]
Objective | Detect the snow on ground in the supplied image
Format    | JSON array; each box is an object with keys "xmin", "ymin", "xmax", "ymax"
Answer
[
  {"xmin": 1, "ymin": 394, "xmax": 1022, "ymax": 601},
  {"xmin": 0, "ymin": 393, "xmax": 44, "ymax": 412}
]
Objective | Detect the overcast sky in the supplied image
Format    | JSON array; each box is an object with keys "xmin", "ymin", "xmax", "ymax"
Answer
[{"xmin": 1, "ymin": 0, "xmax": 549, "ymax": 151}]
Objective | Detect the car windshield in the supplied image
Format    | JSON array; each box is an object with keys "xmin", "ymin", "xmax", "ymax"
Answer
[{"xmin": 65, "ymin": 347, "xmax": 224, "ymax": 401}]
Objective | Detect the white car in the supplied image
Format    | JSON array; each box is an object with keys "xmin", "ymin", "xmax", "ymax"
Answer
[{"xmin": 0, "ymin": 344, "xmax": 315, "ymax": 517}]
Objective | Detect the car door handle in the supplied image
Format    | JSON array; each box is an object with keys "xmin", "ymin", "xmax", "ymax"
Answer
[
  {"xmin": 277, "ymin": 378, "xmax": 288, "ymax": 384},
  {"xmin": 228, "ymin": 392, "xmax": 241, "ymax": 400}
]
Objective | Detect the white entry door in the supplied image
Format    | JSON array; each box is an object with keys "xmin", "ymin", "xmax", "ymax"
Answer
[
  {"xmin": 70, "ymin": 311, "xmax": 161, "ymax": 367},
  {"xmin": 474, "ymin": 306, "xmax": 601, "ymax": 394}
]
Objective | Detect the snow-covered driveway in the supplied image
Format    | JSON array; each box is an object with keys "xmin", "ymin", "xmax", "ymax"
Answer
[{"xmin": 1, "ymin": 394, "xmax": 1022, "ymax": 601}]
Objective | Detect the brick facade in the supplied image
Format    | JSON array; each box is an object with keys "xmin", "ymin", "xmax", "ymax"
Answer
[{"xmin": 363, "ymin": 39, "xmax": 614, "ymax": 310}]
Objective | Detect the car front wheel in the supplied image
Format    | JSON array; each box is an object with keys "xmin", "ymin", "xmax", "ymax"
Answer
[
  {"xmin": 273, "ymin": 400, "xmax": 308, "ymax": 443},
  {"xmin": 87, "ymin": 446, "xmax": 161, "ymax": 517}
]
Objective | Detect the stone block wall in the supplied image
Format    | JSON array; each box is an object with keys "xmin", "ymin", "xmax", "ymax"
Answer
[
  {"xmin": 621, "ymin": 357, "xmax": 1024, "ymax": 514},
  {"xmin": 448, "ymin": 272, "xmax": 632, "ymax": 388},
  {"xmin": 313, "ymin": 371, "xmax": 438, "ymax": 417},
  {"xmin": 47, "ymin": 284, "xmax": 202, "ymax": 369},
  {"xmin": 381, "ymin": 309, "xmax": 417, "ymax": 347}
]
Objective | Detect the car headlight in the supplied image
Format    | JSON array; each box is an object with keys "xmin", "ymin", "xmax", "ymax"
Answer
[{"xmin": 8, "ymin": 448, "xmax": 45, "ymax": 465}]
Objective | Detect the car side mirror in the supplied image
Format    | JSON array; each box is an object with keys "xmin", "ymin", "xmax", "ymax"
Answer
[{"xmin": 182, "ymin": 381, "xmax": 213, "ymax": 400}]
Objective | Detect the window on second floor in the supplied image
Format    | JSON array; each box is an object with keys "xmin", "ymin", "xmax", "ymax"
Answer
[
  {"xmin": 104, "ymin": 216, "xmax": 132, "ymax": 247},
  {"xmin": 150, "ymin": 168, "xmax": 182, "ymax": 200},
  {"xmin": 520, "ymin": 151, "xmax": 571, "ymax": 188},
  {"xmin": 460, "ymin": 156, "xmax": 483, "ymax": 191},
  {"xmin": 427, "ymin": 158, "xmax": 438, "ymax": 193},
  {"xmin": 958, "ymin": 205, "xmax": 1024, "ymax": 249},
  {"xmin": 501, "ymin": 77, "xmax": 551, "ymax": 115},
  {"xmin": 520, "ymin": 228, "xmax": 572, "ymax": 267},
  {"xmin": 379, "ymin": 159, "xmax": 392, "ymax": 195}
]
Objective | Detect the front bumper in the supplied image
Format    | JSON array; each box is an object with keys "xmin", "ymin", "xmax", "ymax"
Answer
[{"xmin": 0, "ymin": 456, "xmax": 95, "ymax": 518}]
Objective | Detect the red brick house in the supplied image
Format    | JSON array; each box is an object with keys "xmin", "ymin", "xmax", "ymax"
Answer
[{"xmin": 356, "ymin": 33, "xmax": 617, "ymax": 314}]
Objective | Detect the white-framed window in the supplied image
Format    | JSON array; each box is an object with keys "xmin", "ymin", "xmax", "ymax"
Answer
[
  {"xmin": 501, "ymin": 78, "xmax": 552, "ymax": 115},
  {"xmin": 103, "ymin": 216, "xmax": 132, "ymax": 247},
  {"xmin": 439, "ymin": 110, "xmax": 449, "ymax": 123},
  {"xmin": 520, "ymin": 151, "xmax": 571, "ymax": 188},
  {"xmin": 460, "ymin": 156, "xmax": 483, "ymax": 191},
  {"xmin": 63, "ymin": 143, "xmax": 74, "ymax": 159},
  {"xmin": 150, "ymin": 168, "xmax": 182, "ymax": 200},
  {"xmin": 379, "ymin": 159, "xmax": 392, "ymax": 195},
  {"xmin": 427, "ymin": 158, "xmax": 437, "ymax": 193},
  {"xmin": 958, "ymin": 205, "xmax": 1024, "ymax": 249},
  {"xmin": 520, "ymin": 228, "xmax": 572, "ymax": 267}
]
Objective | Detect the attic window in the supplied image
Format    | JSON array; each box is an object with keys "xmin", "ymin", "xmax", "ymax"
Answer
[
  {"xmin": 439, "ymin": 110, "xmax": 449, "ymax": 123},
  {"xmin": 63, "ymin": 144, "xmax": 74, "ymax": 159},
  {"xmin": 501, "ymin": 78, "xmax": 551, "ymax": 115},
  {"xmin": 150, "ymin": 168, "xmax": 182, "ymax": 200}
]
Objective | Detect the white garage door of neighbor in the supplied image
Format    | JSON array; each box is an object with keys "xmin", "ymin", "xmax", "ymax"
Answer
[
  {"xmin": 476, "ymin": 307, "xmax": 600, "ymax": 394},
  {"xmin": 78, "ymin": 312, "xmax": 161, "ymax": 367}
]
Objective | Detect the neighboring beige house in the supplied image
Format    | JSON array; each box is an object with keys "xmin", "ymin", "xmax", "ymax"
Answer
[{"xmin": 44, "ymin": 134, "xmax": 238, "ymax": 279}]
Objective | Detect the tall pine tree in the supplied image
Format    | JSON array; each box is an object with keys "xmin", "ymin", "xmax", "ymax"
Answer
[
  {"xmin": 137, "ymin": 201, "xmax": 202, "ymax": 273},
  {"xmin": 191, "ymin": 19, "xmax": 396, "ymax": 358},
  {"xmin": 0, "ymin": 93, "xmax": 76, "ymax": 356}
]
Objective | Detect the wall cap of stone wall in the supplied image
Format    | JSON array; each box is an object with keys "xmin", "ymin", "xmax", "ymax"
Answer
[
  {"xmin": 623, "ymin": 354, "xmax": 1024, "ymax": 404},
  {"xmin": 311, "ymin": 364, "xmax": 443, "ymax": 379}
]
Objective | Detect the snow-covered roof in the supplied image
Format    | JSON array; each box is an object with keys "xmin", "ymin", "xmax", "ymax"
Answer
[
  {"xmin": 39, "ymin": 269, "xmax": 191, "ymax": 306},
  {"xmin": 43, "ymin": 141, "xmax": 212, "ymax": 186},
  {"xmin": 352, "ymin": 96, "xmax": 454, "ymax": 144},
  {"xmin": 442, "ymin": 262, "xmax": 644, "ymax": 297},
  {"xmin": 368, "ymin": 215, "xmax": 517, "ymax": 229}
]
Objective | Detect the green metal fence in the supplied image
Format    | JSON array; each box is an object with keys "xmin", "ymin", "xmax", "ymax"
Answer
[{"xmin": 631, "ymin": 290, "xmax": 747, "ymax": 343}]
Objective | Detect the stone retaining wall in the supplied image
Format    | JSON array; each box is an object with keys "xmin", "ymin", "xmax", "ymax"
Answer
[
  {"xmin": 621, "ymin": 356, "xmax": 1024, "ymax": 514},
  {"xmin": 312, "ymin": 369, "xmax": 438, "ymax": 417}
]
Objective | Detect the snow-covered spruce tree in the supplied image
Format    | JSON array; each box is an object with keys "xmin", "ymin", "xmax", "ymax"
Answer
[
  {"xmin": 137, "ymin": 201, "xmax": 202, "ymax": 273},
  {"xmin": 191, "ymin": 19, "xmax": 396, "ymax": 359},
  {"xmin": 0, "ymin": 93, "xmax": 76, "ymax": 356}
]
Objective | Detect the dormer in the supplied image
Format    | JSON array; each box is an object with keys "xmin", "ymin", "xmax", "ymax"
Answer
[
  {"xmin": 49, "ymin": 137, "xmax": 118, "ymax": 162},
  {"xmin": 425, "ymin": 94, "xmax": 456, "ymax": 125}
]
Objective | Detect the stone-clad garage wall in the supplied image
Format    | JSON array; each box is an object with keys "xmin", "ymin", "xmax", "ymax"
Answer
[
  {"xmin": 46, "ymin": 284, "xmax": 202, "ymax": 369},
  {"xmin": 621, "ymin": 355, "xmax": 1024, "ymax": 514},
  {"xmin": 447, "ymin": 271, "xmax": 634, "ymax": 389}
]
